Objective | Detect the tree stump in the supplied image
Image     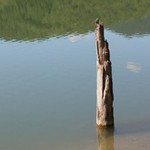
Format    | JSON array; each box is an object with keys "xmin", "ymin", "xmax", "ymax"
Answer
[{"xmin": 95, "ymin": 19, "xmax": 114, "ymax": 127}]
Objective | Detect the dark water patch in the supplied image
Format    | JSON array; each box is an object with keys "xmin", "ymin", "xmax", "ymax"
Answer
[
  {"xmin": 115, "ymin": 119, "xmax": 150, "ymax": 136},
  {"xmin": 110, "ymin": 16, "xmax": 150, "ymax": 38}
]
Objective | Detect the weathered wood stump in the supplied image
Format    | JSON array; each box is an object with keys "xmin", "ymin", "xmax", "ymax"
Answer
[{"xmin": 95, "ymin": 19, "xmax": 114, "ymax": 127}]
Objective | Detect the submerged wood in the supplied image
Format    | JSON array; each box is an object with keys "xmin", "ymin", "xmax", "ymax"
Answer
[{"xmin": 95, "ymin": 19, "xmax": 114, "ymax": 127}]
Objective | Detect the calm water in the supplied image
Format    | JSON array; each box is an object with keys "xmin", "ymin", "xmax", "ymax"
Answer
[
  {"xmin": 0, "ymin": 29, "xmax": 150, "ymax": 149},
  {"xmin": 0, "ymin": 1, "xmax": 150, "ymax": 148}
]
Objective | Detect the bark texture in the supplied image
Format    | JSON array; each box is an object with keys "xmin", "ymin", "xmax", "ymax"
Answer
[{"xmin": 96, "ymin": 19, "xmax": 114, "ymax": 127}]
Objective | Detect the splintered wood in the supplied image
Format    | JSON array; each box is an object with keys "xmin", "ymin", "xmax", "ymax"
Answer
[{"xmin": 95, "ymin": 19, "xmax": 114, "ymax": 127}]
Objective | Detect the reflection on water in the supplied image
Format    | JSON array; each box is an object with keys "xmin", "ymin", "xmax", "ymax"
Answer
[
  {"xmin": 126, "ymin": 62, "xmax": 141, "ymax": 73},
  {"xmin": 110, "ymin": 16, "xmax": 150, "ymax": 38},
  {"xmin": 0, "ymin": 0, "xmax": 150, "ymax": 41},
  {"xmin": 97, "ymin": 127, "xmax": 114, "ymax": 150},
  {"xmin": 0, "ymin": 1, "xmax": 150, "ymax": 147},
  {"xmin": 0, "ymin": 28, "xmax": 150, "ymax": 150}
]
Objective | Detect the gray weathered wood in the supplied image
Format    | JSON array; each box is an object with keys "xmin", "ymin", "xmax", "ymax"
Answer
[{"xmin": 95, "ymin": 19, "xmax": 114, "ymax": 127}]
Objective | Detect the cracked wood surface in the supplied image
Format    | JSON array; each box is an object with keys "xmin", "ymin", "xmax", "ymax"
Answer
[{"xmin": 95, "ymin": 19, "xmax": 114, "ymax": 127}]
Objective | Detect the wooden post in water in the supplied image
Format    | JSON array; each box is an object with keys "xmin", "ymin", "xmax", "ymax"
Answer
[{"xmin": 95, "ymin": 19, "xmax": 114, "ymax": 127}]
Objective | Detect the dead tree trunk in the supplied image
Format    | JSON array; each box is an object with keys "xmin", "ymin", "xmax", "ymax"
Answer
[{"xmin": 95, "ymin": 19, "xmax": 114, "ymax": 127}]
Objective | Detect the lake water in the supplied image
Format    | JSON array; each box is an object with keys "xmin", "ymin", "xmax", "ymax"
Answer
[{"xmin": 0, "ymin": 21, "xmax": 150, "ymax": 150}]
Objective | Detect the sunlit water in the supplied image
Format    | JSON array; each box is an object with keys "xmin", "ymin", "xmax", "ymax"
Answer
[{"xmin": 0, "ymin": 30, "xmax": 150, "ymax": 150}]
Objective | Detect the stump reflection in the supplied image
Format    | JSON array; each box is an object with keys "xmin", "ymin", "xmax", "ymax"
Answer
[{"xmin": 97, "ymin": 127, "xmax": 114, "ymax": 150}]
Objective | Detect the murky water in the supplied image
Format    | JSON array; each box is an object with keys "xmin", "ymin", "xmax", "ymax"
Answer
[{"xmin": 0, "ymin": 1, "xmax": 150, "ymax": 149}]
